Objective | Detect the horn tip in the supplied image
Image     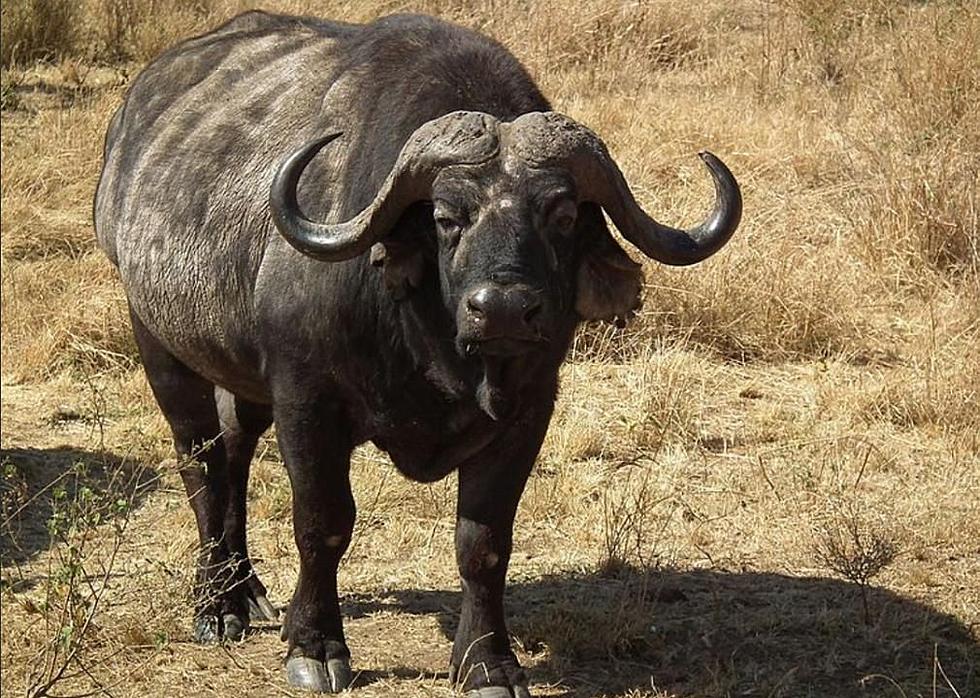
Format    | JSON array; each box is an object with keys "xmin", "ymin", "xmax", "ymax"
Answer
[{"xmin": 697, "ymin": 151, "xmax": 737, "ymax": 184}]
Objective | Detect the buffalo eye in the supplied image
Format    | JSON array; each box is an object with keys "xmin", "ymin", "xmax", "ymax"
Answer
[
  {"xmin": 435, "ymin": 216, "xmax": 463, "ymax": 247},
  {"xmin": 433, "ymin": 203, "xmax": 467, "ymax": 247},
  {"xmin": 547, "ymin": 198, "xmax": 578, "ymax": 237}
]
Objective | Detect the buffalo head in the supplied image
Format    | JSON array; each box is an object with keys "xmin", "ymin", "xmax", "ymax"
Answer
[{"xmin": 270, "ymin": 110, "xmax": 741, "ymax": 362}]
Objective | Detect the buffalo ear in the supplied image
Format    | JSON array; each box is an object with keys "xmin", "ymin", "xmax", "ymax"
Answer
[
  {"xmin": 370, "ymin": 240, "xmax": 425, "ymax": 300},
  {"xmin": 368, "ymin": 202, "xmax": 432, "ymax": 300},
  {"xmin": 575, "ymin": 214, "xmax": 644, "ymax": 326}
]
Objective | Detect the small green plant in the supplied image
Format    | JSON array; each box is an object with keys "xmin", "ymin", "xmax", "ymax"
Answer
[
  {"xmin": 20, "ymin": 458, "xmax": 142, "ymax": 698},
  {"xmin": 1, "ymin": 70, "xmax": 24, "ymax": 110}
]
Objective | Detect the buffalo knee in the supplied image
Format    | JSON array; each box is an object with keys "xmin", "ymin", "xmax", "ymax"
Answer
[{"xmin": 456, "ymin": 518, "xmax": 507, "ymax": 581}]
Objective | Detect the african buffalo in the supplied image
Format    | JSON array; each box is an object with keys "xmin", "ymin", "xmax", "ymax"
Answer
[{"xmin": 94, "ymin": 10, "xmax": 741, "ymax": 696}]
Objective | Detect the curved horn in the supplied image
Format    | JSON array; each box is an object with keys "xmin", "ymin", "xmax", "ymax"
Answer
[
  {"xmin": 506, "ymin": 112, "xmax": 742, "ymax": 266},
  {"xmin": 270, "ymin": 112, "xmax": 501, "ymax": 262}
]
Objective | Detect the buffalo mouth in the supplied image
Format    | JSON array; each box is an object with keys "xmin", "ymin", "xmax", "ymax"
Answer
[
  {"xmin": 459, "ymin": 334, "xmax": 549, "ymax": 358},
  {"xmin": 456, "ymin": 335, "xmax": 549, "ymax": 420}
]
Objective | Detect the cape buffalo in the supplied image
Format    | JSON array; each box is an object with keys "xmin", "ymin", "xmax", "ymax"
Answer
[{"xmin": 94, "ymin": 10, "xmax": 741, "ymax": 696}]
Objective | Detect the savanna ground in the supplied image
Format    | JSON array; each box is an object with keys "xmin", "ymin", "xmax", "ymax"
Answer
[{"xmin": 1, "ymin": 1, "xmax": 978, "ymax": 696}]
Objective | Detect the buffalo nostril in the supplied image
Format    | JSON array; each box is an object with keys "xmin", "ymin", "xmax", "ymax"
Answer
[
  {"xmin": 466, "ymin": 287, "xmax": 492, "ymax": 319},
  {"xmin": 522, "ymin": 301, "xmax": 542, "ymax": 326},
  {"xmin": 466, "ymin": 284, "xmax": 544, "ymax": 333}
]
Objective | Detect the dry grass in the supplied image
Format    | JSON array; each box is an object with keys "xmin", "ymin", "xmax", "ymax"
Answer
[
  {"xmin": 1, "ymin": 0, "xmax": 81, "ymax": 67},
  {"xmin": 2, "ymin": 1, "xmax": 979, "ymax": 696}
]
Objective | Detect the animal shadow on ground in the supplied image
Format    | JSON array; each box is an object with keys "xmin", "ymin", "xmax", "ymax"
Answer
[
  {"xmin": 344, "ymin": 564, "xmax": 979, "ymax": 697},
  {"xmin": 0, "ymin": 446, "xmax": 157, "ymax": 573}
]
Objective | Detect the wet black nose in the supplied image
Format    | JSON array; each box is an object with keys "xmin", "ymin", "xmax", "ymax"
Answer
[{"xmin": 465, "ymin": 283, "xmax": 544, "ymax": 335}]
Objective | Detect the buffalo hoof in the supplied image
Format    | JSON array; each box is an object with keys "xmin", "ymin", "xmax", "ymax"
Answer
[
  {"xmin": 465, "ymin": 687, "xmax": 531, "ymax": 698},
  {"xmin": 192, "ymin": 613, "xmax": 248, "ymax": 643},
  {"xmin": 248, "ymin": 594, "xmax": 280, "ymax": 623},
  {"xmin": 451, "ymin": 655, "xmax": 529, "ymax": 697},
  {"xmin": 286, "ymin": 656, "xmax": 353, "ymax": 694}
]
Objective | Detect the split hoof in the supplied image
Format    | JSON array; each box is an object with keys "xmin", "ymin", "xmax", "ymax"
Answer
[
  {"xmin": 222, "ymin": 613, "xmax": 247, "ymax": 641},
  {"xmin": 192, "ymin": 613, "xmax": 248, "ymax": 643},
  {"xmin": 286, "ymin": 656, "xmax": 353, "ymax": 694},
  {"xmin": 248, "ymin": 594, "xmax": 280, "ymax": 622},
  {"xmin": 451, "ymin": 656, "xmax": 530, "ymax": 697},
  {"xmin": 193, "ymin": 615, "xmax": 219, "ymax": 644},
  {"xmin": 465, "ymin": 687, "xmax": 531, "ymax": 698}
]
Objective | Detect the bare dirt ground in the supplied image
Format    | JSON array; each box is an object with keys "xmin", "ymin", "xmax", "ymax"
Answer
[
  {"xmin": 2, "ymin": 1, "xmax": 979, "ymax": 696},
  {"xmin": 2, "ymin": 356, "xmax": 977, "ymax": 696}
]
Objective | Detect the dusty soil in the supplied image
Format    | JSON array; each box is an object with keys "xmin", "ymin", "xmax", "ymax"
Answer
[{"xmin": 2, "ymin": 363, "xmax": 977, "ymax": 697}]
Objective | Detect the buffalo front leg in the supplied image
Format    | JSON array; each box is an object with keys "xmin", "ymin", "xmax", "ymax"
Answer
[
  {"xmin": 274, "ymin": 397, "xmax": 355, "ymax": 694},
  {"xmin": 451, "ymin": 410, "xmax": 552, "ymax": 698}
]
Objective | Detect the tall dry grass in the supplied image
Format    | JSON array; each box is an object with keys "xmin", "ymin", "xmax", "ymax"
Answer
[
  {"xmin": 2, "ymin": 1, "xmax": 977, "ymax": 380},
  {"xmin": 0, "ymin": 0, "xmax": 81, "ymax": 66},
  {"xmin": 1, "ymin": 0, "xmax": 224, "ymax": 66}
]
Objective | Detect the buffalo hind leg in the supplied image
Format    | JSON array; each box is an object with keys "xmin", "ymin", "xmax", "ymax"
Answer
[
  {"xmin": 274, "ymin": 395, "xmax": 355, "ymax": 693},
  {"xmin": 450, "ymin": 407, "xmax": 552, "ymax": 698},
  {"xmin": 215, "ymin": 388, "xmax": 277, "ymax": 622},
  {"xmin": 130, "ymin": 310, "xmax": 249, "ymax": 642}
]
